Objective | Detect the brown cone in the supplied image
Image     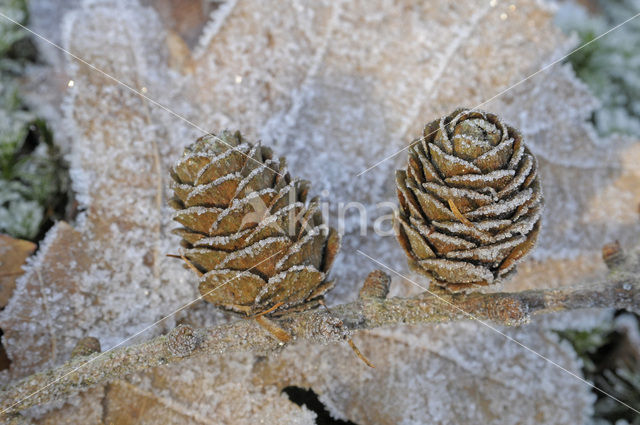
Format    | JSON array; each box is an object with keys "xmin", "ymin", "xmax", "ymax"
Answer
[
  {"xmin": 170, "ymin": 131, "xmax": 340, "ymax": 316},
  {"xmin": 395, "ymin": 109, "xmax": 543, "ymax": 292}
]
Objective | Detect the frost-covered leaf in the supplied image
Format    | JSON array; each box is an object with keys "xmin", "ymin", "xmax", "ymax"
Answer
[
  {"xmin": 23, "ymin": 321, "xmax": 596, "ymax": 425},
  {"xmin": 248, "ymin": 0, "xmax": 570, "ymax": 299},
  {"xmin": 101, "ymin": 354, "xmax": 316, "ymax": 425},
  {"xmin": 3, "ymin": 0, "xmax": 635, "ymax": 423},
  {"xmin": 0, "ymin": 222, "xmax": 86, "ymax": 379},
  {"xmin": 173, "ymin": 0, "xmax": 640, "ymax": 299},
  {"xmin": 255, "ymin": 321, "xmax": 594, "ymax": 425},
  {"xmin": 0, "ymin": 0, "xmax": 203, "ymax": 384},
  {"xmin": 26, "ymin": 354, "xmax": 317, "ymax": 425}
]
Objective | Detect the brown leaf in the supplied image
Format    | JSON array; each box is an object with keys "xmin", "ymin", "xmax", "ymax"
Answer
[
  {"xmin": 0, "ymin": 235, "xmax": 36, "ymax": 309},
  {"xmin": 8, "ymin": 0, "xmax": 630, "ymax": 423},
  {"xmin": 0, "ymin": 1, "xmax": 202, "ymax": 383},
  {"xmin": 254, "ymin": 321, "xmax": 593, "ymax": 425},
  {"xmin": 1, "ymin": 223, "xmax": 87, "ymax": 377},
  {"xmin": 95, "ymin": 355, "xmax": 315, "ymax": 425}
]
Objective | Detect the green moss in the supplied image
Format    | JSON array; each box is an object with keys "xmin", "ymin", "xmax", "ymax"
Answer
[
  {"xmin": 0, "ymin": 0, "xmax": 69, "ymax": 241},
  {"xmin": 556, "ymin": 0, "xmax": 640, "ymax": 137},
  {"xmin": 557, "ymin": 326, "xmax": 613, "ymax": 373},
  {"xmin": 558, "ymin": 314, "xmax": 640, "ymax": 425}
]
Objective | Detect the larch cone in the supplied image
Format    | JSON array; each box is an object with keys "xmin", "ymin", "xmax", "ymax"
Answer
[
  {"xmin": 169, "ymin": 131, "xmax": 340, "ymax": 316},
  {"xmin": 395, "ymin": 109, "xmax": 543, "ymax": 292}
]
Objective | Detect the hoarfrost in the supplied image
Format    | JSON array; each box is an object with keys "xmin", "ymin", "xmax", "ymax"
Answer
[
  {"xmin": 446, "ymin": 169, "xmax": 515, "ymax": 184},
  {"xmin": 216, "ymin": 236, "xmax": 290, "ymax": 269},
  {"xmin": 259, "ymin": 321, "xmax": 594, "ymax": 425},
  {"xmin": 426, "ymin": 231, "xmax": 477, "ymax": 252},
  {"xmin": 465, "ymin": 188, "xmax": 532, "ymax": 220},
  {"xmin": 185, "ymin": 172, "xmax": 242, "ymax": 200},
  {"xmin": 209, "ymin": 189, "xmax": 272, "ymax": 233},
  {"xmin": 245, "ymin": 201, "xmax": 304, "ymax": 243},
  {"xmin": 195, "ymin": 228, "xmax": 252, "ymax": 248},
  {"xmin": 171, "ymin": 205, "xmax": 221, "ymax": 220},
  {"xmin": 275, "ymin": 224, "xmax": 328, "ymax": 271},
  {"xmin": 2, "ymin": 0, "xmax": 634, "ymax": 422},
  {"xmin": 446, "ymin": 235, "xmax": 526, "ymax": 263},
  {"xmin": 267, "ymin": 265, "xmax": 323, "ymax": 286}
]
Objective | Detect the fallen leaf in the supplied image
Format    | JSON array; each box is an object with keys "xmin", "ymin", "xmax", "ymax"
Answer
[
  {"xmin": 1, "ymin": 0, "xmax": 203, "ymax": 384},
  {"xmin": 255, "ymin": 321, "xmax": 595, "ymax": 425},
  {"xmin": 0, "ymin": 234, "xmax": 36, "ymax": 372},
  {"xmin": 2, "ymin": 0, "xmax": 634, "ymax": 422},
  {"xmin": 0, "ymin": 235, "xmax": 36, "ymax": 309}
]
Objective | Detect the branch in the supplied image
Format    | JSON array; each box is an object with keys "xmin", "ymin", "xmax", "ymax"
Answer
[{"xmin": 1, "ymin": 245, "xmax": 639, "ymax": 417}]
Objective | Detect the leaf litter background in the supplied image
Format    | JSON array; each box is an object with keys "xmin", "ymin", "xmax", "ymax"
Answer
[{"xmin": 2, "ymin": 0, "xmax": 640, "ymax": 423}]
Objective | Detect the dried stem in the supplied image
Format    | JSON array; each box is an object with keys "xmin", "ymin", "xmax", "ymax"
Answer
[{"xmin": 1, "ymin": 249, "xmax": 639, "ymax": 417}]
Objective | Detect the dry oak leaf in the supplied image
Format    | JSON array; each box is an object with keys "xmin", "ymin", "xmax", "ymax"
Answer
[
  {"xmin": 0, "ymin": 0, "xmax": 625, "ymax": 422},
  {"xmin": 254, "ymin": 321, "xmax": 594, "ymax": 425},
  {"xmin": 23, "ymin": 354, "xmax": 316, "ymax": 425},
  {"xmin": 0, "ymin": 235, "xmax": 36, "ymax": 309},
  {"xmin": 24, "ymin": 0, "xmax": 637, "ymax": 297},
  {"xmin": 0, "ymin": 0, "xmax": 202, "ymax": 385},
  {"xmin": 0, "ymin": 235, "xmax": 36, "ymax": 372},
  {"xmin": 16, "ymin": 322, "xmax": 595, "ymax": 425},
  {"xmin": 184, "ymin": 0, "xmax": 638, "ymax": 298}
]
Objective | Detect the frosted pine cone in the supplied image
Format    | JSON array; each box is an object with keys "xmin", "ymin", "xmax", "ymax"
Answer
[
  {"xmin": 170, "ymin": 131, "xmax": 340, "ymax": 316},
  {"xmin": 395, "ymin": 109, "xmax": 543, "ymax": 292}
]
